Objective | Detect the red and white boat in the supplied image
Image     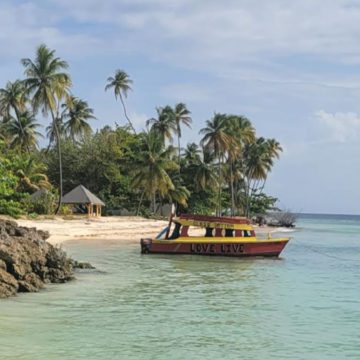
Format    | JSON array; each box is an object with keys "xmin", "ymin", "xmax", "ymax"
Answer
[{"xmin": 141, "ymin": 214, "xmax": 290, "ymax": 257}]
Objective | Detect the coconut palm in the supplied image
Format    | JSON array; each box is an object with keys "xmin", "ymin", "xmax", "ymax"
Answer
[
  {"xmin": 6, "ymin": 111, "xmax": 42, "ymax": 152},
  {"xmin": 166, "ymin": 183, "xmax": 190, "ymax": 210},
  {"xmin": 173, "ymin": 103, "xmax": 192, "ymax": 165},
  {"xmin": 12, "ymin": 156, "xmax": 51, "ymax": 193},
  {"xmin": 225, "ymin": 115, "xmax": 255, "ymax": 215},
  {"xmin": 21, "ymin": 44, "xmax": 72, "ymax": 214},
  {"xmin": 105, "ymin": 70, "xmax": 136, "ymax": 133},
  {"xmin": 183, "ymin": 142, "xmax": 201, "ymax": 165},
  {"xmin": 146, "ymin": 106, "xmax": 177, "ymax": 144},
  {"xmin": 244, "ymin": 137, "xmax": 273, "ymax": 180},
  {"xmin": 266, "ymin": 138, "xmax": 283, "ymax": 160},
  {"xmin": 0, "ymin": 80, "xmax": 29, "ymax": 151},
  {"xmin": 132, "ymin": 130, "xmax": 178, "ymax": 213},
  {"xmin": 200, "ymin": 113, "xmax": 233, "ymax": 215},
  {"xmin": 193, "ymin": 146, "xmax": 218, "ymax": 192},
  {"xmin": 0, "ymin": 80, "xmax": 28, "ymax": 119},
  {"xmin": 242, "ymin": 137, "xmax": 283, "ymax": 217},
  {"xmin": 62, "ymin": 96, "xmax": 95, "ymax": 143}
]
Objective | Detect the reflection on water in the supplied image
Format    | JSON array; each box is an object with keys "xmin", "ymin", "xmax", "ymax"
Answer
[{"xmin": 0, "ymin": 216, "xmax": 360, "ymax": 359}]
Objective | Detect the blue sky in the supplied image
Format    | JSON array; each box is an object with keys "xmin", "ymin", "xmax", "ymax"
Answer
[{"xmin": 2, "ymin": 0, "xmax": 360, "ymax": 214}]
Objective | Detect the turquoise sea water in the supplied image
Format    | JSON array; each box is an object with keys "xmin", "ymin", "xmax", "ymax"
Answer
[{"xmin": 0, "ymin": 214, "xmax": 360, "ymax": 360}]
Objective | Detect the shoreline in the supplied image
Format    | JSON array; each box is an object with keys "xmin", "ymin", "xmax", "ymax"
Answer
[
  {"xmin": 7, "ymin": 216, "xmax": 287, "ymax": 246},
  {"xmin": 13, "ymin": 216, "xmax": 168, "ymax": 245}
]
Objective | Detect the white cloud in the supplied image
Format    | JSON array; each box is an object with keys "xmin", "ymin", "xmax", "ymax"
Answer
[
  {"xmin": 315, "ymin": 110, "xmax": 360, "ymax": 143},
  {"xmin": 0, "ymin": 1, "xmax": 102, "ymax": 62},
  {"xmin": 50, "ymin": 0, "xmax": 360, "ymax": 62},
  {"xmin": 3, "ymin": 0, "xmax": 360, "ymax": 88}
]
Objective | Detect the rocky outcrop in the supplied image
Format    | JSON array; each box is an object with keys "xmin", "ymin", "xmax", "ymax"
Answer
[{"xmin": 0, "ymin": 219, "xmax": 76, "ymax": 298}]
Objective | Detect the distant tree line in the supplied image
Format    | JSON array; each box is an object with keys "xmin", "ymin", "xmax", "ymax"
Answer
[{"xmin": 0, "ymin": 44, "xmax": 282, "ymax": 218}]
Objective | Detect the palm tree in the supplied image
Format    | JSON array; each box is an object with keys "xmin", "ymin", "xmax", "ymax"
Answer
[
  {"xmin": 12, "ymin": 156, "xmax": 51, "ymax": 193},
  {"xmin": 21, "ymin": 44, "xmax": 71, "ymax": 214},
  {"xmin": 193, "ymin": 146, "xmax": 218, "ymax": 192},
  {"xmin": 146, "ymin": 106, "xmax": 177, "ymax": 144},
  {"xmin": 62, "ymin": 96, "xmax": 95, "ymax": 143},
  {"xmin": 0, "ymin": 80, "xmax": 29, "ymax": 151},
  {"xmin": 173, "ymin": 103, "xmax": 192, "ymax": 165},
  {"xmin": 200, "ymin": 113, "xmax": 232, "ymax": 215},
  {"xmin": 105, "ymin": 70, "xmax": 136, "ymax": 133},
  {"xmin": 166, "ymin": 183, "xmax": 190, "ymax": 210},
  {"xmin": 132, "ymin": 130, "xmax": 178, "ymax": 213},
  {"xmin": 225, "ymin": 115, "xmax": 255, "ymax": 215},
  {"xmin": 266, "ymin": 138, "xmax": 283, "ymax": 160},
  {"xmin": 242, "ymin": 137, "xmax": 283, "ymax": 217},
  {"xmin": 183, "ymin": 142, "xmax": 201, "ymax": 165},
  {"xmin": 0, "ymin": 80, "xmax": 28, "ymax": 119},
  {"xmin": 6, "ymin": 111, "xmax": 42, "ymax": 152}
]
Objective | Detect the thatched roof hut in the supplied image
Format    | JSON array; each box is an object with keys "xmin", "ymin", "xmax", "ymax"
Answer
[{"xmin": 62, "ymin": 185, "xmax": 105, "ymax": 216}]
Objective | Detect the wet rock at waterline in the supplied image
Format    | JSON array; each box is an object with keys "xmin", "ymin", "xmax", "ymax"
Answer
[{"xmin": 0, "ymin": 219, "xmax": 92, "ymax": 298}]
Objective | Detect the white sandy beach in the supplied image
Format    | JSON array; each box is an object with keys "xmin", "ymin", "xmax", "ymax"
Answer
[
  {"xmin": 13, "ymin": 216, "xmax": 168, "ymax": 245},
  {"xmin": 8, "ymin": 216, "xmax": 279, "ymax": 245}
]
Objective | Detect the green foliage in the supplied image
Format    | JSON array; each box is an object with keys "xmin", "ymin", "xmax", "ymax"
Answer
[
  {"xmin": 185, "ymin": 190, "xmax": 218, "ymax": 215},
  {"xmin": 24, "ymin": 191, "xmax": 55, "ymax": 215},
  {"xmin": 249, "ymin": 192, "xmax": 278, "ymax": 216},
  {"xmin": 59, "ymin": 204, "xmax": 72, "ymax": 215},
  {"xmin": 131, "ymin": 130, "xmax": 179, "ymax": 212},
  {"xmin": 44, "ymin": 126, "xmax": 142, "ymax": 213},
  {"xmin": 0, "ymin": 142, "xmax": 52, "ymax": 217},
  {"xmin": 0, "ymin": 157, "xmax": 25, "ymax": 217}
]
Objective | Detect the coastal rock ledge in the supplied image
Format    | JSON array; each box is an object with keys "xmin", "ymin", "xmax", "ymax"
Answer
[{"xmin": 0, "ymin": 219, "xmax": 75, "ymax": 298}]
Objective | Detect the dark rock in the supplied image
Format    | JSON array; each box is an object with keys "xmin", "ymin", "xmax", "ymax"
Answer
[
  {"xmin": 0, "ymin": 268, "xmax": 18, "ymax": 298},
  {"xmin": 18, "ymin": 273, "xmax": 44, "ymax": 293},
  {"xmin": 0, "ymin": 219, "xmax": 84, "ymax": 298},
  {"xmin": 0, "ymin": 259, "xmax": 6, "ymax": 271},
  {"xmin": 73, "ymin": 261, "xmax": 96, "ymax": 270}
]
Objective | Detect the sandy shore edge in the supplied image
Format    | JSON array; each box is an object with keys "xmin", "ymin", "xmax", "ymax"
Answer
[{"xmin": 0, "ymin": 216, "xmax": 289, "ymax": 246}]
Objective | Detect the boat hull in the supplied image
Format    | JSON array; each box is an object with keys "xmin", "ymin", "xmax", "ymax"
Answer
[{"xmin": 140, "ymin": 238, "xmax": 289, "ymax": 257}]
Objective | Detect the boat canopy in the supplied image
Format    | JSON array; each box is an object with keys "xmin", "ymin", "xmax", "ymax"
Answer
[{"xmin": 173, "ymin": 214, "xmax": 253, "ymax": 230}]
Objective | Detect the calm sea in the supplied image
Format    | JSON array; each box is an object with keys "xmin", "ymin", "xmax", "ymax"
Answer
[{"xmin": 0, "ymin": 214, "xmax": 359, "ymax": 359}]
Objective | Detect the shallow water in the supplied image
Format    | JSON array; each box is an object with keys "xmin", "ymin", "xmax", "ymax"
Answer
[{"xmin": 1, "ymin": 215, "xmax": 360, "ymax": 359}]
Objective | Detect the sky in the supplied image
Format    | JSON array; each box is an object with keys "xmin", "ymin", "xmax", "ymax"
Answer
[{"xmin": 1, "ymin": 0, "xmax": 360, "ymax": 214}]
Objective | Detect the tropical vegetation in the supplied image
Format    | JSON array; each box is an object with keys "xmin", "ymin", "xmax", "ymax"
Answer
[{"xmin": 0, "ymin": 44, "xmax": 283, "ymax": 219}]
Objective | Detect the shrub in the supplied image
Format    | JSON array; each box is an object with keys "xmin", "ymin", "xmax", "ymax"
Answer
[
  {"xmin": 24, "ymin": 192, "xmax": 55, "ymax": 215},
  {"xmin": 268, "ymin": 210, "xmax": 297, "ymax": 227}
]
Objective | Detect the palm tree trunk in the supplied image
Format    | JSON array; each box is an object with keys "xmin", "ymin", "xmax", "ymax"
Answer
[
  {"xmin": 218, "ymin": 155, "xmax": 222, "ymax": 217},
  {"xmin": 245, "ymin": 177, "xmax": 253, "ymax": 218},
  {"xmin": 119, "ymin": 94, "xmax": 136, "ymax": 134},
  {"xmin": 230, "ymin": 162, "xmax": 235, "ymax": 216},
  {"xmin": 136, "ymin": 190, "xmax": 145, "ymax": 216},
  {"xmin": 178, "ymin": 134, "xmax": 181, "ymax": 170},
  {"xmin": 153, "ymin": 193, "xmax": 156, "ymax": 214},
  {"xmin": 49, "ymin": 109, "xmax": 63, "ymax": 215}
]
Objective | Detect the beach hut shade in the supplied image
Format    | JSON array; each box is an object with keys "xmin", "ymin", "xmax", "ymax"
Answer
[{"xmin": 62, "ymin": 185, "xmax": 105, "ymax": 216}]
